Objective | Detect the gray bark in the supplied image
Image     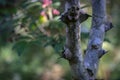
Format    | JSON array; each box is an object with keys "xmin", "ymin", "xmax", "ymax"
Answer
[
  {"xmin": 60, "ymin": 0, "xmax": 113, "ymax": 80},
  {"xmin": 84, "ymin": 0, "xmax": 113, "ymax": 79}
]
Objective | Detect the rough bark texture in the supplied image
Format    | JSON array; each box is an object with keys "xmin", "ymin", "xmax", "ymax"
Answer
[
  {"xmin": 84, "ymin": 0, "xmax": 113, "ymax": 79},
  {"xmin": 61, "ymin": 0, "xmax": 89, "ymax": 80},
  {"xmin": 60, "ymin": 0, "xmax": 113, "ymax": 80}
]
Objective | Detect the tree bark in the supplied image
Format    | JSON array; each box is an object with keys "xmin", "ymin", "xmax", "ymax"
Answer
[
  {"xmin": 84, "ymin": 0, "xmax": 113, "ymax": 79},
  {"xmin": 60, "ymin": 0, "xmax": 113, "ymax": 80}
]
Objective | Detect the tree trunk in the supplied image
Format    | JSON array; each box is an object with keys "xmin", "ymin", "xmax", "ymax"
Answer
[{"xmin": 60, "ymin": 0, "xmax": 113, "ymax": 80}]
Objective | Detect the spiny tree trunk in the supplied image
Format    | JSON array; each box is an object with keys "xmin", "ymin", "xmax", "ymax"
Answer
[{"xmin": 60, "ymin": 0, "xmax": 113, "ymax": 80}]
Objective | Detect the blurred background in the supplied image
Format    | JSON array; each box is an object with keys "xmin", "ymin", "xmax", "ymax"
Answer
[{"xmin": 0, "ymin": 0, "xmax": 120, "ymax": 80}]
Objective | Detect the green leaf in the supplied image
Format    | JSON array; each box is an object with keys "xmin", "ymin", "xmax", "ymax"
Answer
[
  {"xmin": 24, "ymin": 2, "xmax": 42, "ymax": 10},
  {"xmin": 12, "ymin": 40, "xmax": 29, "ymax": 56},
  {"xmin": 52, "ymin": 2, "xmax": 60, "ymax": 8}
]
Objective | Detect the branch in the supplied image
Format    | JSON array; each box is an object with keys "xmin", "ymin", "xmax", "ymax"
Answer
[
  {"xmin": 84, "ymin": 0, "xmax": 113, "ymax": 79},
  {"xmin": 60, "ymin": 0, "xmax": 89, "ymax": 79}
]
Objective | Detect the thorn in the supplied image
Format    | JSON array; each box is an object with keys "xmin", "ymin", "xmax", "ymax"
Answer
[
  {"xmin": 99, "ymin": 49, "xmax": 108, "ymax": 58},
  {"xmin": 104, "ymin": 50, "xmax": 109, "ymax": 53},
  {"xmin": 105, "ymin": 21, "xmax": 114, "ymax": 32},
  {"xmin": 79, "ymin": 13, "xmax": 92, "ymax": 23},
  {"xmin": 102, "ymin": 50, "xmax": 108, "ymax": 55}
]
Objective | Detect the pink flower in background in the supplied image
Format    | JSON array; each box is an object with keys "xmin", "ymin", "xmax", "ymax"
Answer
[
  {"xmin": 52, "ymin": 9, "xmax": 60, "ymax": 15},
  {"xmin": 41, "ymin": 0, "xmax": 60, "ymax": 16},
  {"xmin": 40, "ymin": 11, "xmax": 46, "ymax": 16},
  {"xmin": 42, "ymin": 0, "xmax": 52, "ymax": 8}
]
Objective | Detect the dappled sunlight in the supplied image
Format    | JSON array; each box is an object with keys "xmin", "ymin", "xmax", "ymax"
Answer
[
  {"xmin": 0, "ymin": 45, "xmax": 17, "ymax": 63},
  {"xmin": 103, "ymin": 41, "xmax": 114, "ymax": 50},
  {"xmin": 40, "ymin": 64, "xmax": 64, "ymax": 80}
]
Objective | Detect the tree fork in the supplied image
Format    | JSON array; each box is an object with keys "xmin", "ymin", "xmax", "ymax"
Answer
[{"xmin": 60, "ymin": 0, "xmax": 113, "ymax": 80}]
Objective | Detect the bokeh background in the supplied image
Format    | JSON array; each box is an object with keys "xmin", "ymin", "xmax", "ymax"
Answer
[{"xmin": 0, "ymin": 0, "xmax": 120, "ymax": 80}]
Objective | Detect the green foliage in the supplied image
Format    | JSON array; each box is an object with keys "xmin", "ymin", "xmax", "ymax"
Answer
[
  {"xmin": 110, "ymin": 63, "xmax": 120, "ymax": 80},
  {"xmin": 52, "ymin": 2, "xmax": 61, "ymax": 8},
  {"xmin": 13, "ymin": 40, "xmax": 29, "ymax": 56},
  {"xmin": 0, "ymin": 0, "xmax": 120, "ymax": 80}
]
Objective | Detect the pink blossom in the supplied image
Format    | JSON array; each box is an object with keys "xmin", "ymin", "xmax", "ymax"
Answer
[
  {"xmin": 40, "ymin": 11, "xmax": 46, "ymax": 16},
  {"xmin": 42, "ymin": 0, "xmax": 52, "ymax": 8},
  {"xmin": 52, "ymin": 9, "xmax": 60, "ymax": 15}
]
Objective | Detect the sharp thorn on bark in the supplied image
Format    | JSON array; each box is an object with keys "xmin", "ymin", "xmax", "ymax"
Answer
[
  {"xmin": 105, "ymin": 21, "xmax": 114, "ymax": 32},
  {"xmin": 79, "ymin": 13, "xmax": 92, "ymax": 23},
  {"xmin": 99, "ymin": 49, "xmax": 108, "ymax": 58}
]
